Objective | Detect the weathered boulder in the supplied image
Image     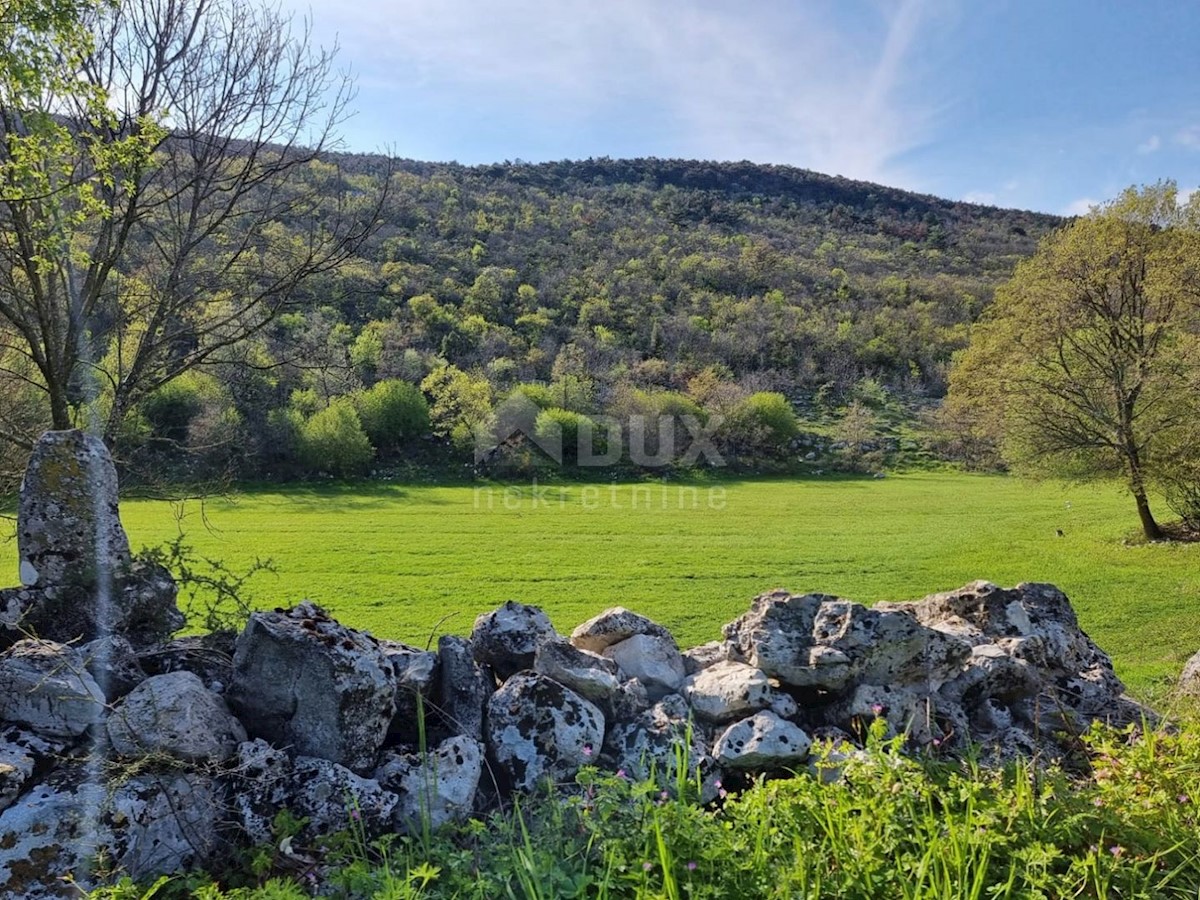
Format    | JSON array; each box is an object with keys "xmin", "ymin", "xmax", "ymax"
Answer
[
  {"xmin": 79, "ymin": 634, "xmax": 146, "ymax": 701},
  {"xmin": 107, "ymin": 671, "xmax": 247, "ymax": 762},
  {"xmin": 0, "ymin": 640, "xmax": 105, "ymax": 737},
  {"xmin": 376, "ymin": 735, "xmax": 483, "ymax": 830},
  {"xmin": 1, "ymin": 560, "xmax": 183, "ymax": 651},
  {"xmin": 485, "ymin": 672, "xmax": 605, "ymax": 791},
  {"xmin": 17, "ymin": 430, "xmax": 129, "ymax": 589},
  {"xmin": 604, "ymin": 694, "xmax": 706, "ymax": 782},
  {"xmin": 604, "ymin": 633, "xmax": 686, "ymax": 700},
  {"xmin": 0, "ymin": 727, "xmax": 67, "ymax": 814},
  {"xmin": 0, "ymin": 764, "xmax": 225, "ymax": 898},
  {"xmin": 437, "ymin": 635, "xmax": 493, "ymax": 742},
  {"xmin": 471, "ymin": 601, "xmax": 557, "ymax": 680},
  {"xmin": 227, "ymin": 602, "xmax": 396, "ymax": 773},
  {"xmin": 684, "ymin": 660, "xmax": 773, "ymax": 723},
  {"xmin": 381, "ymin": 640, "xmax": 440, "ymax": 743},
  {"xmin": 231, "ymin": 740, "xmax": 398, "ymax": 845},
  {"xmin": 570, "ymin": 606, "xmax": 673, "ymax": 654},
  {"xmin": 714, "ymin": 711, "xmax": 812, "ymax": 770},
  {"xmin": 723, "ymin": 591, "xmax": 969, "ymax": 692},
  {"xmin": 533, "ymin": 638, "xmax": 619, "ymax": 705},
  {"xmin": 682, "ymin": 640, "xmax": 729, "ymax": 675}
]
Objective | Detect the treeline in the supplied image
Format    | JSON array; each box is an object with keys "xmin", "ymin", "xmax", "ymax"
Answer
[{"xmin": 42, "ymin": 157, "xmax": 1065, "ymax": 480}]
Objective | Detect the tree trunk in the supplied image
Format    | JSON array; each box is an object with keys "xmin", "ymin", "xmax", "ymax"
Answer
[{"xmin": 1132, "ymin": 480, "xmax": 1164, "ymax": 541}]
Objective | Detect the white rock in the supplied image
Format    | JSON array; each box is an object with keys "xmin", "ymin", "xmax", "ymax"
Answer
[
  {"xmin": 107, "ymin": 671, "xmax": 247, "ymax": 762},
  {"xmin": 604, "ymin": 633, "xmax": 685, "ymax": 700},
  {"xmin": 684, "ymin": 660, "xmax": 772, "ymax": 722},
  {"xmin": 0, "ymin": 640, "xmax": 105, "ymax": 737},
  {"xmin": 714, "ymin": 711, "xmax": 812, "ymax": 769}
]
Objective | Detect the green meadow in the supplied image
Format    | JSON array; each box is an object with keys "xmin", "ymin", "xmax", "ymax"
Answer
[{"xmin": 5, "ymin": 471, "xmax": 1198, "ymax": 695}]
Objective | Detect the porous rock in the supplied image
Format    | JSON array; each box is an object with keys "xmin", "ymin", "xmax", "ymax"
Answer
[
  {"xmin": 471, "ymin": 601, "xmax": 557, "ymax": 680},
  {"xmin": 231, "ymin": 739, "xmax": 397, "ymax": 845},
  {"xmin": 376, "ymin": 735, "xmax": 483, "ymax": 830},
  {"xmin": 227, "ymin": 602, "xmax": 395, "ymax": 773},
  {"xmin": 533, "ymin": 638, "xmax": 619, "ymax": 705},
  {"xmin": 604, "ymin": 694, "xmax": 706, "ymax": 782},
  {"xmin": 107, "ymin": 671, "xmax": 247, "ymax": 762},
  {"xmin": 570, "ymin": 606, "xmax": 673, "ymax": 654},
  {"xmin": 0, "ymin": 727, "xmax": 67, "ymax": 814},
  {"xmin": 714, "ymin": 711, "xmax": 812, "ymax": 770},
  {"xmin": 0, "ymin": 639, "xmax": 105, "ymax": 737},
  {"xmin": 485, "ymin": 672, "xmax": 605, "ymax": 792},
  {"xmin": 437, "ymin": 635, "xmax": 493, "ymax": 742},
  {"xmin": 381, "ymin": 640, "xmax": 440, "ymax": 743},
  {"xmin": 17, "ymin": 429, "xmax": 130, "ymax": 589},
  {"xmin": 0, "ymin": 764, "xmax": 224, "ymax": 898},
  {"xmin": 138, "ymin": 631, "xmax": 235, "ymax": 692},
  {"xmin": 604, "ymin": 633, "xmax": 686, "ymax": 701},
  {"xmin": 684, "ymin": 660, "xmax": 772, "ymax": 723}
]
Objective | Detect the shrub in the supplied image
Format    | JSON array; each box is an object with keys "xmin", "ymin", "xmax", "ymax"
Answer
[
  {"xmin": 534, "ymin": 407, "xmax": 599, "ymax": 463},
  {"xmin": 719, "ymin": 391, "xmax": 799, "ymax": 460},
  {"xmin": 298, "ymin": 399, "xmax": 374, "ymax": 477},
  {"xmin": 353, "ymin": 380, "xmax": 430, "ymax": 452},
  {"xmin": 420, "ymin": 364, "xmax": 493, "ymax": 452}
]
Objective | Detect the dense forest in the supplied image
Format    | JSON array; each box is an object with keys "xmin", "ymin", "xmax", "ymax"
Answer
[{"xmin": 3, "ymin": 155, "xmax": 1064, "ymax": 482}]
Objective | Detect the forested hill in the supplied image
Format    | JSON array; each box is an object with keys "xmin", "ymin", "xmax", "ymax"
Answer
[{"xmin": 300, "ymin": 155, "xmax": 1061, "ymax": 399}]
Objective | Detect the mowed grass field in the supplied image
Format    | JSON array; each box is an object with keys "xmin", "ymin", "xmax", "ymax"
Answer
[{"xmin": 3, "ymin": 472, "xmax": 1198, "ymax": 695}]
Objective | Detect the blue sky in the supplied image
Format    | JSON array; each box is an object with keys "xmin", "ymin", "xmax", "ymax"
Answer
[{"xmin": 278, "ymin": 0, "xmax": 1200, "ymax": 215}]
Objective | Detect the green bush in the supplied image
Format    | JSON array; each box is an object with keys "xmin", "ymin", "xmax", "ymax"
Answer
[
  {"xmin": 719, "ymin": 391, "xmax": 799, "ymax": 459},
  {"xmin": 534, "ymin": 407, "xmax": 599, "ymax": 462},
  {"xmin": 353, "ymin": 380, "xmax": 430, "ymax": 452},
  {"xmin": 298, "ymin": 399, "xmax": 374, "ymax": 476},
  {"xmin": 142, "ymin": 376, "xmax": 206, "ymax": 445}
]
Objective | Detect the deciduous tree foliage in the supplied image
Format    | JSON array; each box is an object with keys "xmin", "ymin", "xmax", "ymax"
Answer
[
  {"xmin": 946, "ymin": 183, "xmax": 1200, "ymax": 539},
  {"xmin": 0, "ymin": 0, "xmax": 384, "ymax": 445}
]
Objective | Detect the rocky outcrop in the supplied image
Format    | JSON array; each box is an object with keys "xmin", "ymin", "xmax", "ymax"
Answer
[{"xmin": 226, "ymin": 602, "xmax": 396, "ymax": 773}]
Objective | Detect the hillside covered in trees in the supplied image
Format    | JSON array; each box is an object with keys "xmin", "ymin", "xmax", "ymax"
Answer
[{"xmin": 3, "ymin": 153, "xmax": 1064, "ymax": 481}]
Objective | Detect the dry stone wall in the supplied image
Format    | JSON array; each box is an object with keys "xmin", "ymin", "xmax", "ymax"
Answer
[{"xmin": 0, "ymin": 431, "xmax": 1156, "ymax": 897}]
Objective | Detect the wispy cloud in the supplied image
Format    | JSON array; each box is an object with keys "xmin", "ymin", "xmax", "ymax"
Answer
[
  {"xmin": 281, "ymin": 0, "xmax": 954, "ymax": 185},
  {"xmin": 1176, "ymin": 125, "xmax": 1200, "ymax": 150},
  {"xmin": 1136, "ymin": 134, "xmax": 1161, "ymax": 154}
]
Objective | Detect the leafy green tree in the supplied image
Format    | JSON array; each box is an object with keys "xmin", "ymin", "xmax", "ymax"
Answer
[
  {"xmin": 354, "ymin": 380, "xmax": 430, "ymax": 452},
  {"xmin": 299, "ymin": 399, "xmax": 373, "ymax": 477},
  {"xmin": 947, "ymin": 183, "xmax": 1200, "ymax": 539},
  {"xmin": 420, "ymin": 364, "xmax": 493, "ymax": 451}
]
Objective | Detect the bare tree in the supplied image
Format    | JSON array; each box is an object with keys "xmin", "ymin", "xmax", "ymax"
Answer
[{"xmin": 0, "ymin": 0, "xmax": 387, "ymax": 443}]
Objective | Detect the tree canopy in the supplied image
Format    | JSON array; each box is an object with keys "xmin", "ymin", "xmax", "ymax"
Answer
[{"xmin": 945, "ymin": 182, "xmax": 1200, "ymax": 539}]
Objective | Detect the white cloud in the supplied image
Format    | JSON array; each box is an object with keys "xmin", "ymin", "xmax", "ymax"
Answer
[
  {"xmin": 278, "ymin": 0, "xmax": 955, "ymax": 185},
  {"xmin": 1063, "ymin": 197, "xmax": 1098, "ymax": 216},
  {"xmin": 1136, "ymin": 134, "xmax": 1161, "ymax": 154},
  {"xmin": 1176, "ymin": 125, "xmax": 1200, "ymax": 150}
]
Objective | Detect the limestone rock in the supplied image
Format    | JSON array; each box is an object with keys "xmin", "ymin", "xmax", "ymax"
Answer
[
  {"xmin": 231, "ymin": 739, "xmax": 398, "ymax": 845},
  {"xmin": 79, "ymin": 634, "xmax": 146, "ymax": 700},
  {"xmin": 471, "ymin": 601, "xmax": 557, "ymax": 680},
  {"xmin": 570, "ymin": 607, "xmax": 673, "ymax": 654},
  {"xmin": 17, "ymin": 430, "xmax": 129, "ymax": 589},
  {"xmin": 604, "ymin": 694, "xmax": 706, "ymax": 783},
  {"xmin": 107, "ymin": 671, "xmax": 246, "ymax": 762},
  {"xmin": 682, "ymin": 640, "xmax": 728, "ymax": 675},
  {"xmin": 485, "ymin": 672, "xmax": 605, "ymax": 792},
  {"xmin": 0, "ymin": 764, "xmax": 224, "ymax": 897},
  {"xmin": 714, "ymin": 711, "xmax": 812, "ymax": 769},
  {"xmin": 0, "ymin": 727, "xmax": 67, "ymax": 814},
  {"xmin": 376, "ymin": 735, "xmax": 483, "ymax": 830},
  {"xmin": 437, "ymin": 635, "xmax": 493, "ymax": 742},
  {"xmin": 227, "ymin": 602, "xmax": 396, "ymax": 773},
  {"xmin": 604, "ymin": 633, "xmax": 686, "ymax": 701},
  {"xmin": 723, "ymin": 590, "xmax": 969, "ymax": 692},
  {"xmin": 381, "ymin": 640, "xmax": 440, "ymax": 743},
  {"xmin": 0, "ymin": 639, "xmax": 105, "ymax": 737},
  {"xmin": 533, "ymin": 638, "xmax": 619, "ymax": 705},
  {"xmin": 684, "ymin": 660, "xmax": 772, "ymax": 723}
]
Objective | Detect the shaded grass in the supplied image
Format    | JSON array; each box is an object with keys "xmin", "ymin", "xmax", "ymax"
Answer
[{"xmin": 3, "ymin": 471, "xmax": 1197, "ymax": 694}]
